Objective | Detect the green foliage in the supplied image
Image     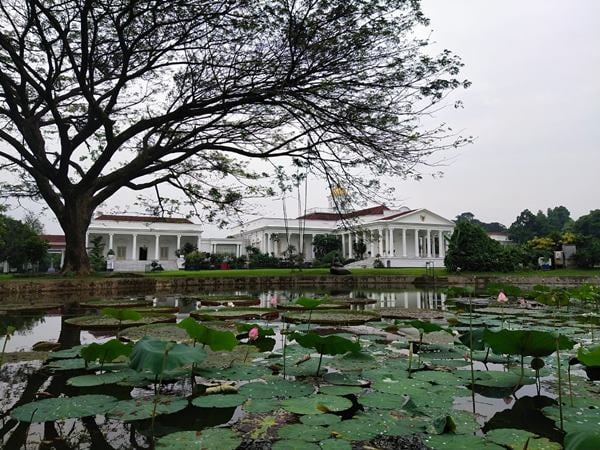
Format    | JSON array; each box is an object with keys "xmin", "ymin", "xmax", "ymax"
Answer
[
  {"xmin": 455, "ymin": 212, "xmax": 507, "ymax": 233},
  {"xmin": 573, "ymin": 236, "xmax": 600, "ymax": 268},
  {"xmin": 129, "ymin": 337, "xmax": 206, "ymax": 375},
  {"xmin": 291, "ymin": 332, "xmax": 360, "ymax": 356},
  {"xmin": 235, "ymin": 323, "xmax": 275, "ymax": 337},
  {"xmin": 508, "ymin": 209, "xmax": 551, "ymax": 244},
  {"xmin": 177, "ymin": 317, "xmax": 238, "ymax": 351},
  {"xmin": 0, "ymin": 215, "xmax": 48, "ymax": 271},
  {"xmin": 313, "ymin": 234, "xmax": 342, "ymax": 260},
  {"xmin": 445, "ymin": 221, "xmax": 517, "ymax": 272},
  {"xmin": 88, "ymin": 236, "xmax": 106, "ymax": 272},
  {"xmin": 156, "ymin": 429, "xmax": 242, "ymax": 450},
  {"xmin": 573, "ymin": 209, "xmax": 600, "ymax": 238},
  {"xmin": 352, "ymin": 239, "xmax": 367, "ymax": 259},
  {"xmin": 483, "ymin": 329, "xmax": 574, "ymax": 357},
  {"xmin": 485, "ymin": 283, "xmax": 522, "ymax": 297},
  {"xmin": 577, "ymin": 345, "xmax": 600, "ymax": 367},
  {"xmin": 295, "ymin": 297, "xmax": 326, "ymax": 309},
  {"xmin": 80, "ymin": 339, "xmax": 133, "ymax": 365},
  {"xmin": 101, "ymin": 308, "xmax": 142, "ymax": 322},
  {"xmin": 11, "ymin": 395, "xmax": 118, "ymax": 422}
]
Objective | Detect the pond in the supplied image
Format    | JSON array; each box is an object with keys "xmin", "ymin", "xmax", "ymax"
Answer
[{"xmin": 0, "ymin": 285, "xmax": 599, "ymax": 449}]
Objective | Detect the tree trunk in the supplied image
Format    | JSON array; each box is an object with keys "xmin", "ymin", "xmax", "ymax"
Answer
[{"xmin": 59, "ymin": 198, "xmax": 94, "ymax": 275}]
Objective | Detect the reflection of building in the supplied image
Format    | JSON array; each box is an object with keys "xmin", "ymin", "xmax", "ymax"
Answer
[
  {"xmin": 230, "ymin": 205, "xmax": 455, "ymax": 267},
  {"xmin": 87, "ymin": 215, "xmax": 243, "ymax": 271}
]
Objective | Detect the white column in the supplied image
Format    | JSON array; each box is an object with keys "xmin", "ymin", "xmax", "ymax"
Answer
[
  {"xmin": 60, "ymin": 250, "xmax": 65, "ymax": 267},
  {"xmin": 132, "ymin": 234, "xmax": 138, "ymax": 260},
  {"xmin": 414, "ymin": 229, "xmax": 419, "ymax": 257},
  {"xmin": 369, "ymin": 231, "xmax": 375, "ymax": 256},
  {"xmin": 197, "ymin": 235, "xmax": 202, "ymax": 252},
  {"xmin": 341, "ymin": 234, "xmax": 346, "ymax": 258},
  {"xmin": 402, "ymin": 228, "xmax": 407, "ymax": 257},
  {"xmin": 154, "ymin": 234, "xmax": 160, "ymax": 260},
  {"xmin": 378, "ymin": 228, "xmax": 383, "ymax": 256},
  {"xmin": 270, "ymin": 235, "xmax": 276, "ymax": 255},
  {"xmin": 176, "ymin": 234, "xmax": 181, "ymax": 251},
  {"xmin": 108, "ymin": 233, "xmax": 114, "ymax": 252},
  {"xmin": 85, "ymin": 232, "xmax": 89, "ymax": 248},
  {"xmin": 438, "ymin": 230, "xmax": 445, "ymax": 258},
  {"xmin": 389, "ymin": 228, "xmax": 395, "ymax": 256},
  {"xmin": 426, "ymin": 230, "xmax": 432, "ymax": 257}
]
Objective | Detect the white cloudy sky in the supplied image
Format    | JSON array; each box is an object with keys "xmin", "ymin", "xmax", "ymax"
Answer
[{"xmin": 15, "ymin": 0, "xmax": 600, "ymax": 235}]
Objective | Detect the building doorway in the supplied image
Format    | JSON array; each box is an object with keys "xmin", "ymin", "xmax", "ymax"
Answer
[{"xmin": 139, "ymin": 247, "xmax": 148, "ymax": 261}]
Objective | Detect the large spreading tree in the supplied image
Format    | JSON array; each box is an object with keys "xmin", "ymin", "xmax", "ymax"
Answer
[{"xmin": 0, "ymin": 0, "xmax": 469, "ymax": 274}]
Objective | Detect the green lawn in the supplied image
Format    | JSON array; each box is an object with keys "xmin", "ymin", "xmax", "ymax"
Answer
[{"xmin": 2, "ymin": 267, "xmax": 600, "ymax": 282}]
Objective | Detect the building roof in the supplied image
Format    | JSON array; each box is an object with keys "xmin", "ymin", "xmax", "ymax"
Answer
[
  {"xmin": 297, "ymin": 205, "xmax": 391, "ymax": 221},
  {"xmin": 94, "ymin": 214, "xmax": 194, "ymax": 224},
  {"xmin": 41, "ymin": 234, "xmax": 66, "ymax": 244},
  {"xmin": 376, "ymin": 209, "xmax": 417, "ymax": 221}
]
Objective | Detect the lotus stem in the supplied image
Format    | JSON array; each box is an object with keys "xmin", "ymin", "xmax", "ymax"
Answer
[
  {"xmin": 417, "ymin": 332, "xmax": 423, "ymax": 367},
  {"xmin": 307, "ymin": 309, "xmax": 313, "ymax": 331},
  {"xmin": 408, "ymin": 342, "xmax": 413, "ymax": 378},
  {"xmin": 555, "ymin": 337, "xmax": 564, "ymax": 431},
  {"xmin": 316, "ymin": 352, "xmax": 323, "ymax": 377},
  {"xmin": 282, "ymin": 321, "xmax": 287, "ymax": 379},
  {"xmin": 0, "ymin": 335, "xmax": 9, "ymax": 368},
  {"xmin": 567, "ymin": 364, "xmax": 573, "ymax": 407}
]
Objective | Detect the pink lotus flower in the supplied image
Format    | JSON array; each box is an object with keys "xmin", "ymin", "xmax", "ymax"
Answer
[
  {"xmin": 270, "ymin": 296, "xmax": 278, "ymax": 307},
  {"xmin": 497, "ymin": 292, "xmax": 508, "ymax": 304},
  {"xmin": 248, "ymin": 327, "xmax": 259, "ymax": 341}
]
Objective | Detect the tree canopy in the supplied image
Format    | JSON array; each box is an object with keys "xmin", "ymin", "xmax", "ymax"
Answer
[
  {"xmin": 0, "ymin": 214, "xmax": 48, "ymax": 270},
  {"xmin": 0, "ymin": 0, "xmax": 468, "ymax": 273},
  {"xmin": 455, "ymin": 211, "xmax": 506, "ymax": 233}
]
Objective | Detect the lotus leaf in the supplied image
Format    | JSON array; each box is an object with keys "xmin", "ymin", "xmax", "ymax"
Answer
[
  {"xmin": 283, "ymin": 310, "xmax": 379, "ymax": 325},
  {"xmin": 239, "ymin": 380, "xmax": 314, "ymax": 399},
  {"xmin": 300, "ymin": 414, "xmax": 341, "ymax": 426},
  {"xmin": 485, "ymin": 429, "xmax": 561, "ymax": 450},
  {"xmin": 576, "ymin": 345, "xmax": 600, "ymax": 367},
  {"xmin": 12, "ymin": 395, "xmax": 118, "ymax": 422},
  {"xmin": 192, "ymin": 393, "xmax": 247, "ymax": 408},
  {"xmin": 197, "ymin": 363, "xmax": 270, "ymax": 381},
  {"xmin": 48, "ymin": 358, "xmax": 88, "ymax": 371},
  {"xmin": 155, "ymin": 428, "xmax": 242, "ymax": 450},
  {"xmin": 67, "ymin": 369, "xmax": 138, "ymax": 387},
  {"xmin": 178, "ymin": 317, "xmax": 238, "ymax": 351},
  {"xmin": 425, "ymin": 434, "xmax": 503, "ymax": 449},
  {"xmin": 291, "ymin": 332, "xmax": 360, "ymax": 356},
  {"xmin": 79, "ymin": 298, "xmax": 151, "ymax": 308},
  {"xmin": 119, "ymin": 323, "xmax": 191, "ymax": 343},
  {"xmin": 277, "ymin": 423, "xmax": 331, "ymax": 442},
  {"xmin": 81, "ymin": 339, "xmax": 133, "ymax": 364},
  {"xmin": 108, "ymin": 396, "xmax": 188, "ymax": 421},
  {"xmin": 48, "ymin": 345, "xmax": 84, "ymax": 359},
  {"xmin": 129, "ymin": 337, "xmax": 206, "ymax": 375},
  {"xmin": 272, "ymin": 440, "xmax": 320, "ymax": 450},
  {"xmin": 483, "ymin": 329, "xmax": 574, "ymax": 357},
  {"xmin": 401, "ymin": 320, "xmax": 449, "ymax": 334},
  {"xmin": 564, "ymin": 430, "xmax": 600, "ymax": 450},
  {"xmin": 359, "ymin": 392, "xmax": 411, "ymax": 410},
  {"xmin": 295, "ymin": 297, "xmax": 326, "ymax": 309},
  {"xmin": 191, "ymin": 308, "xmax": 279, "ymax": 321},
  {"xmin": 459, "ymin": 328, "xmax": 486, "ymax": 351},
  {"xmin": 281, "ymin": 395, "xmax": 353, "ymax": 415},
  {"xmin": 429, "ymin": 415, "xmax": 457, "ymax": 435},
  {"xmin": 319, "ymin": 385, "xmax": 363, "ymax": 396},
  {"xmin": 65, "ymin": 313, "xmax": 175, "ymax": 330},
  {"xmin": 101, "ymin": 307, "xmax": 142, "ymax": 322},
  {"xmin": 410, "ymin": 370, "xmax": 464, "ymax": 386},
  {"xmin": 201, "ymin": 296, "xmax": 260, "ymax": 306},
  {"xmin": 319, "ymin": 439, "xmax": 352, "ymax": 450},
  {"xmin": 322, "ymin": 372, "xmax": 368, "ymax": 387}
]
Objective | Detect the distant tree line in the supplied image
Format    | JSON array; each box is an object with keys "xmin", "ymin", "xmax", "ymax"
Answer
[
  {"xmin": 0, "ymin": 208, "xmax": 48, "ymax": 272},
  {"xmin": 446, "ymin": 206, "xmax": 600, "ymax": 271}
]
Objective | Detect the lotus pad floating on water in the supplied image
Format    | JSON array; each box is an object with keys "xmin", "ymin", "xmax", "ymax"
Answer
[
  {"xmin": 199, "ymin": 295, "xmax": 260, "ymax": 306},
  {"xmin": 64, "ymin": 313, "xmax": 176, "ymax": 330},
  {"xmin": 78, "ymin": 298, "xmax": 152, "ymax": 308},
  {"xmin": 283, "ymin": 310, "xmax": 379, "ymax": 325},
  {"xmin": 281, "ymin": 394, "xmax": 353, "ymax": 415},
  {"xmin": 379, "ymin": 308, "xmax": 450, "ymax": 320},
  {"xmin": 12, "ymin": 395, "xmax": 118, "ymax": 422},
  {"xmin": 118, "ymin": 323, "xmax": 191, "ymax": 342},
  {"xmin": 0, "ymin": 302, "xmax": 64, "ymax": 313},
  {"xmin": 108, "ymin": 396, "xmax": 188, "ymax": 421},
  {"xmin": 276, "ymin": 423, "xmax": 331, "ymax": 442},
  {"xmin": 277, "ymin": 302, "xmax": 348, "ymax": 310},
  {"xmin": 156, "ymin": 428, "xmax": 242, "ymax": 450},
  {"xmin": 192, "ymin": 394, "xmax": 247, "ymax": 408},
  {"xmin": 191, "ymin": 308, "xmax": 279, "ymax": 321},
  {"xmin": 239, "ymin": 380, "xmax": 314, "ymax": 399}
]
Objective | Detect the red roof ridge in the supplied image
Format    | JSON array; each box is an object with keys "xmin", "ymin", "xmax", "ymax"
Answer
[
  {"xmin": 297, "ymin": 205, "xmax": 390, "ymax": 221},
  {"xmin": 377, "ymin": 209, "xmax": 417, "ymax": 221},
  {"xmin": 94, "ymin": 214, "xmax": 194, "ymax": 224}
]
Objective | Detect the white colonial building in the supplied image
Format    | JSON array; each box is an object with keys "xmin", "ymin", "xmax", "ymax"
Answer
[
  {"xmin": 229, "ymin": 205, "xmax": 455, "ymax": 268},
  {"xmin": 87, "ymin": 214, "xmax": 243, "ymax": 271}
]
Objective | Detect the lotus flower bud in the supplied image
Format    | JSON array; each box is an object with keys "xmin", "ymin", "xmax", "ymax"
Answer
[
  {"xmin": 497, "ymin": 292, "xmax": 508, "ymax": 303},
  {"xmin": 248, "ymin": 327, "xmax": 259, "ymax": 341}
]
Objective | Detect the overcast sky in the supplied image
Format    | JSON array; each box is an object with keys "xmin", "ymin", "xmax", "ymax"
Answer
[{"xmin": 23, "ymin": 0, "xmax": 600, "ymax": 235}]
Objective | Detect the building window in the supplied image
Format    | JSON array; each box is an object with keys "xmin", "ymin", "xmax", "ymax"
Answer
[
  {"xmin": 160, "ymin": 246, "xmax": 169, "ymax": 259},
  {"xmin": 117, "ymin": 246, "xmax": 127, "ymax": 260}
]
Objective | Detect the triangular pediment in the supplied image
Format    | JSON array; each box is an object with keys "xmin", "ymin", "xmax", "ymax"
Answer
[{"xmin": 371, "ymin": 208, "xmax": 454, "ymax": 227}]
